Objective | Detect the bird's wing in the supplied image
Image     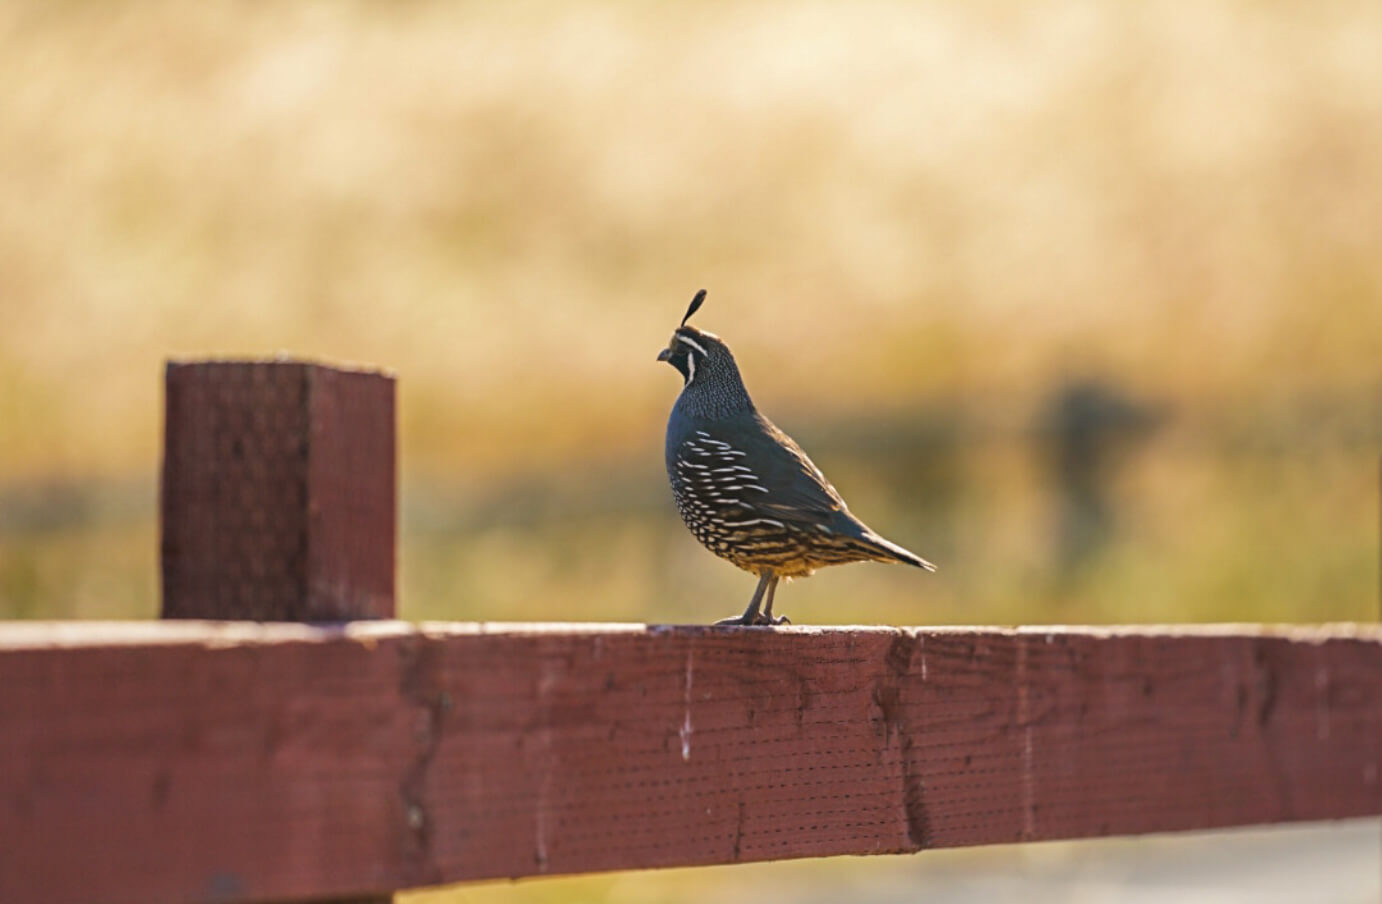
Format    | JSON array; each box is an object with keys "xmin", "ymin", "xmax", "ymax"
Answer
[{"xmin": 689, "ymin": 412, "xmax": 850, "ymax": 527}]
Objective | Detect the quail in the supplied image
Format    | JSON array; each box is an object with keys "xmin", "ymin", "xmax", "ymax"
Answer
[{"xmin": 658, "ymin": 289, "xmax": 936, "ymax": 626}]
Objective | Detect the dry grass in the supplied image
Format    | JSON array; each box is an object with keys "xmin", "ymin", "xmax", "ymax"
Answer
[
  {"xmin": 1, "ymin": 13, "xmax": 1381, "ymax": 896},
  {"xmin": 1, "ymin": 5, "xmax": 1381, "ymax": 898},
  {"xmin": 3, "ymin": 0, "xmax": 1381, "ymax": 620},
  {"xmin": 1, "ymin": 1, "xmax": 1380, "ymax": 476}
]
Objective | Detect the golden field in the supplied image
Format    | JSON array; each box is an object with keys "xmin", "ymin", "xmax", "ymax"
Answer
[{"xmin": 1, "ymin": 2, "xmax": 1380, "ymax": 899}]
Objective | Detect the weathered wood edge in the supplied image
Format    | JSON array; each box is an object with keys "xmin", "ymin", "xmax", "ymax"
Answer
[{"xmin": 3, "ymin": 620, "xmax": 1380, "ymax": 649}]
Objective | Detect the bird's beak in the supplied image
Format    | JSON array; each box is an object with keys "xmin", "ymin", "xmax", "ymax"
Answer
[{"xmin": 656, "ymin": 347, "xmax": 672, "ymax": 362}]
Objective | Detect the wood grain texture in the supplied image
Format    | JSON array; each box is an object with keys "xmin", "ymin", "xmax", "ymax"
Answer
[
  {"xmin": 159, "ymin": 360, "xmax": 396, "ymax": 902},
  {"xmin": 160, "ymin": 360, "xmax": 395, "ymax": 621},
  {"xmin": 2, "ymin": 621, "xmax": 1380, "ymax": 903}
]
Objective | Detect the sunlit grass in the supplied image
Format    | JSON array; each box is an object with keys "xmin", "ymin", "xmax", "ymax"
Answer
[
  {"xmin": 1, "ymin": 1, "xmax": 1381, "ymax": 479},
  {"xmin": 398, "ymin": 821, "xmax": 1382, "ymax": 904},
  {"xmin": 0, "ymin": 520, "xmax": 156, "ymax": 621},
  {"xmin": 1, "ymin": 5, "xmax": 1380, "ymax": 900}
]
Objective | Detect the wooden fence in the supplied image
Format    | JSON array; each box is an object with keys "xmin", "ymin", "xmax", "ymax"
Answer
[{"xmin": 1, "ymin": 360, "xmax": 1379, "ymax": 904}]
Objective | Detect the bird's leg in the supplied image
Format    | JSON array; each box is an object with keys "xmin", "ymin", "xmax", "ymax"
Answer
[
  {"xmin": 714, "ymin": 571, "xmax": 772, "ymax": 626},
  {"xmin": 756, "ymin": 576, "xmax": 789, "ymax": 625}
]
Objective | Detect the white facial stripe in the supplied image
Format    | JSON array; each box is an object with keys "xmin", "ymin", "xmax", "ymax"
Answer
[
  {"xmin": 675, "ymin": 334, "xmax": 708, "ymax": 356},
  {"xmin": 685, "ymin": 350, "xmax": 696, "ymax": 384}
]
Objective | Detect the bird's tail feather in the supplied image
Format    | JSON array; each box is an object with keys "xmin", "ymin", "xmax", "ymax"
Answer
[{"xmin": 855, "ymin": 531, "xmax": 937, "ymax": 572}]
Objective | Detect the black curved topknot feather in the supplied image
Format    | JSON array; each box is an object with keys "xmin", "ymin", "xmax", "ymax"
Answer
[{"xmin": 681, "ymin": 289, "xmax": 707, "ymax": 328}]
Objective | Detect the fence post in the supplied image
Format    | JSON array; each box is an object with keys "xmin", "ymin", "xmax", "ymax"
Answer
[
  {"xmin": 160, "ymin": 359, "xmax": 397, "ymax": 903},
  {"xmin": 160, "ymin": 360, "xmax": 396, "ymax": 621}
]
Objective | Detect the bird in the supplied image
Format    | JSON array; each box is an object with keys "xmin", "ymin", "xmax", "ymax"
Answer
[{"xmin": 657, "ymin": 289, "xmax": 936, "ymax": 626}]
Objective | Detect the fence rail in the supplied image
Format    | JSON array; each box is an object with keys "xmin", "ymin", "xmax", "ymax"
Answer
[
  {"xmin": 3, "ymin": 360, "xmax": 1379, "ymax": 904},
  {"xmin": 2, "ymin": 619, "xmax": 1380, "ymax": 903}
]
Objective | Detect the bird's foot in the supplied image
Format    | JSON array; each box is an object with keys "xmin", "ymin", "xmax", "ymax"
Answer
[{"xmin": 712, "ymin": 612, "xmax": 790, "ymax": 627}]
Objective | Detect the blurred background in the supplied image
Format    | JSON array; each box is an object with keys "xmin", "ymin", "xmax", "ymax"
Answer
[{"xmin": 1, "ymin": 1, "xmax": 1379, "ymax": 900}]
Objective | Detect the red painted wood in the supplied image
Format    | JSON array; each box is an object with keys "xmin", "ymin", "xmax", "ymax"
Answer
[
  {"xmin": 158, "ymin": 359, "xmax": 397, "ymax": 904},
  {"xmin": 160, "ymin": 360, "xmax": 395, "ymax": 621},
  {"xmin": 1, "ymin": 622, "xmax": 1379, "ymax": 903}
]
